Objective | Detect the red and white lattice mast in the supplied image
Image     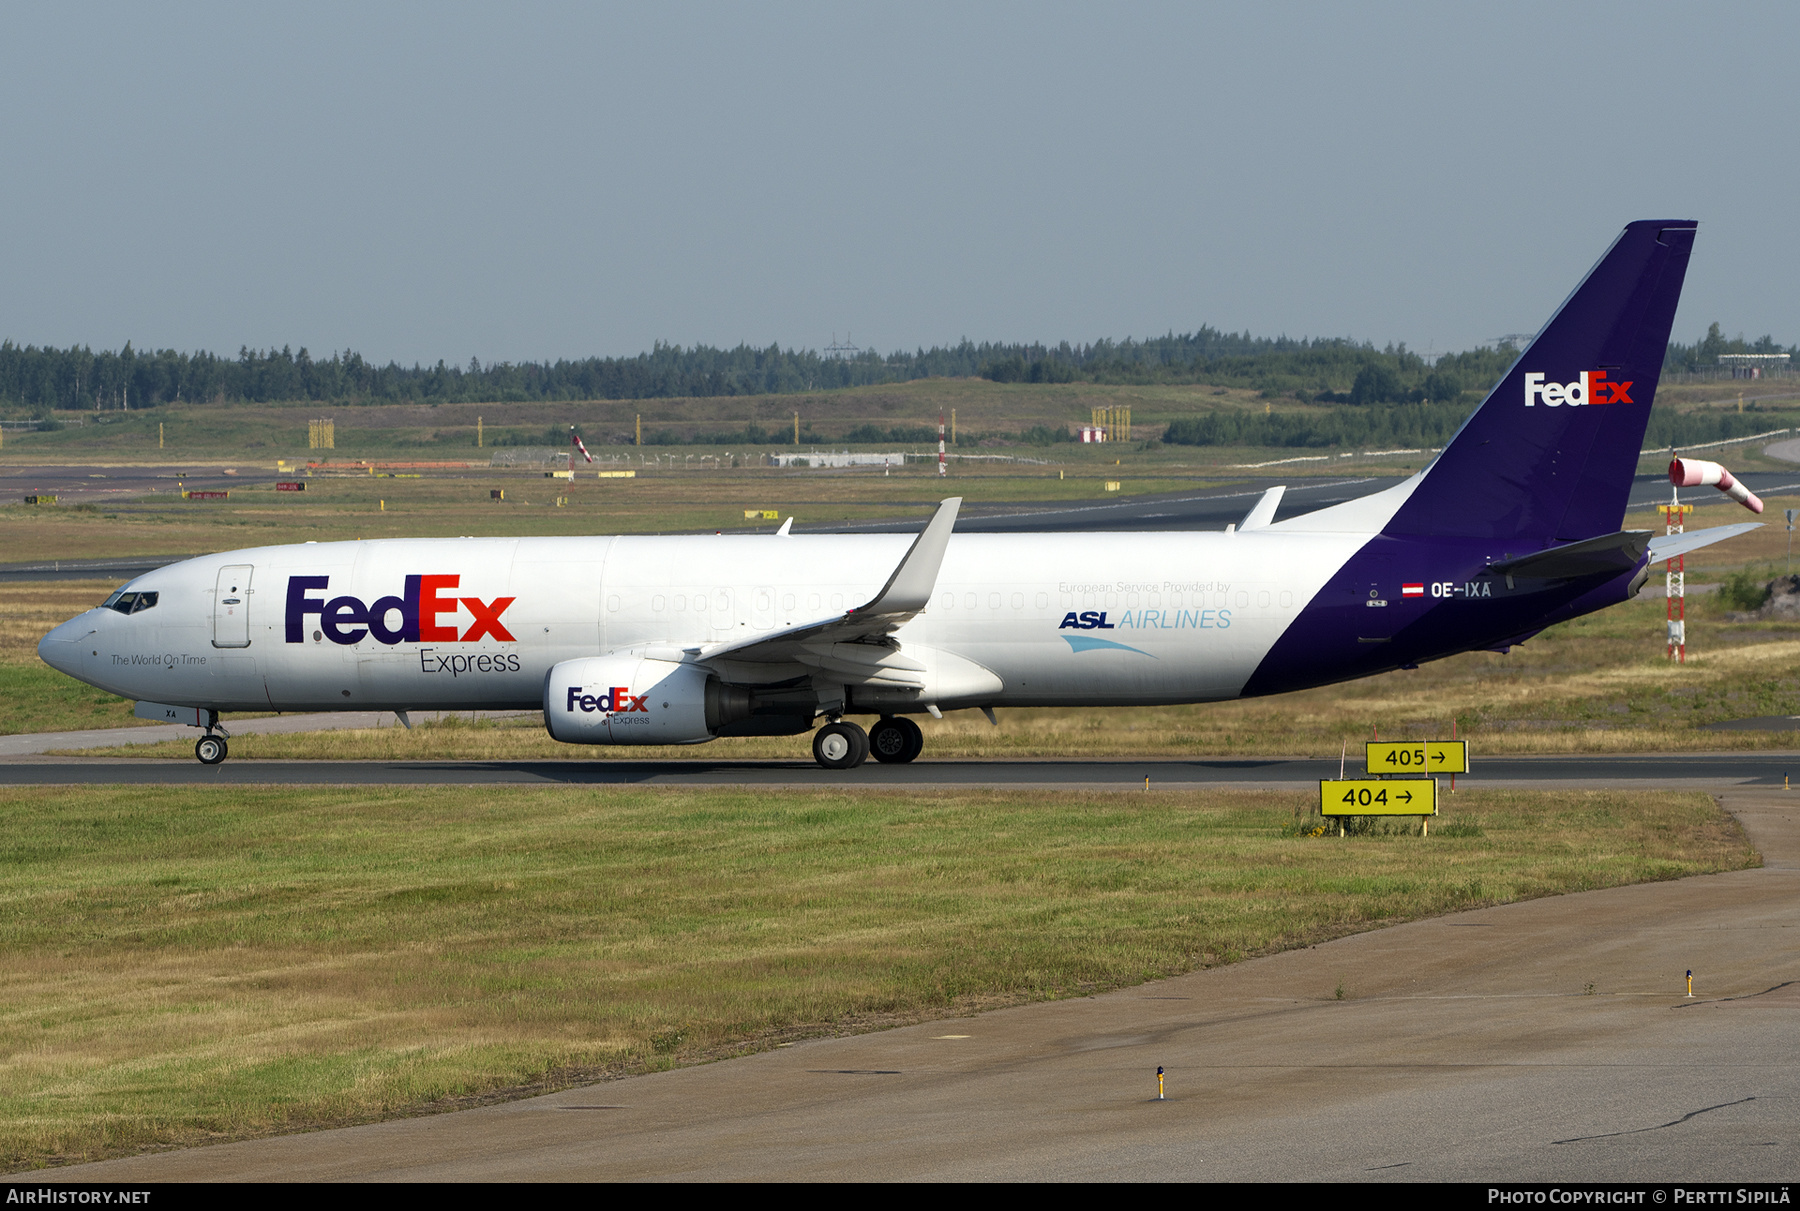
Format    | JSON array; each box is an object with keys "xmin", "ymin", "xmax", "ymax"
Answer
[
  {"xmin": 1664, "ymin": 454, "xmax": 1765, "ymax": 663},
  {"xmin": 938, "ymin": 411, "xmax": 946, "ymax": 477},
  {"xmin": 1659, "ymin": 490, "xmax": 1692, "ymax": 662}
]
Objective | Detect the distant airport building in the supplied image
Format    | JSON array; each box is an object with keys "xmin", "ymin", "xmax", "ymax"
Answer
[
  {"xmin": 771, "ymin": 451, "xmax": 907, "ymax": 468},
  {"xmin": 1718, "ymin": 353, "xmax": 1790, "ymax": 379}
]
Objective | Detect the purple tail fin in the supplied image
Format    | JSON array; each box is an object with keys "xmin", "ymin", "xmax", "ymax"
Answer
[{"xmin": 1384, "ymin": 220, "xmax": 1696, "ymax": 543}]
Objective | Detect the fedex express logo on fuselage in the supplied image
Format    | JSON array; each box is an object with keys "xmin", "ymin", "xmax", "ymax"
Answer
[
  {"xmin": 1523, "ymin": 371, "xmax": 1633, "ymax": 407},
  {"xmin": 285, "ymin": 574, "xmax": 516, "ymax": 645}
]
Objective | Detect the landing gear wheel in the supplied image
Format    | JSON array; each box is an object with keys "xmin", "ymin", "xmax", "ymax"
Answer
[
  {"xmin": 869, "ymin": 716, "xmax": 923, "ymax": 764},
  {"xmin": 195, "ymin": 735, "xmax": 228, "ymax": 765},
  {"xmin": 812, "ymin": 721, "xmax": 869, "ymax": 770}
]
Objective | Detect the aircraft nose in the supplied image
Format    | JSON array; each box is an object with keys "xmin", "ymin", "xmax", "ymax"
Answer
[{"xmin": 37, "ymin": 615, "xmax": 94, "ymax": 677}]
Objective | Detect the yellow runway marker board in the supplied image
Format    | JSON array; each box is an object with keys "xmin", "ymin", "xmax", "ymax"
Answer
[
  {"xmin": 1366, "ymin": 740, "xmax": 1468, "ymax": 775},
  {"xmin": 1321, "ymin": 779, "xmax": 1438, "ymax": 816}
]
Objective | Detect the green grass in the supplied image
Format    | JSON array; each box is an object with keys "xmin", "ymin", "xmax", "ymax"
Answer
[{"xmin": 0, "ymin": 784, "xmax": 1756, "ymax": 1169}]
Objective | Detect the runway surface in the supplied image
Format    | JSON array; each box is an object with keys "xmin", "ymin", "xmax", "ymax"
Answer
[
  {"xmin": 25, "ymin": 788, "xmax": 1799, "ymax": 1182},
  {"xmin": 3, "ymin": 752, "xmax": 1795, "ymax": 789}
]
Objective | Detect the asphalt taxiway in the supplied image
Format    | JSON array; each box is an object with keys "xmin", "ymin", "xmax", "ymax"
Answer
[{"xmin": 2, "ymin": 752, "xmax": 1796, "ymax": 790}]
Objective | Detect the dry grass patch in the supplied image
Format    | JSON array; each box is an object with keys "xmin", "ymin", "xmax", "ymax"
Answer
[
  {"xmin": 0, "ymin": 783, "xmax": 1755, "ymax": 1169},
  {"xmin": 0, "ymin": 580, "xmax": 165, "ymax": 735}
]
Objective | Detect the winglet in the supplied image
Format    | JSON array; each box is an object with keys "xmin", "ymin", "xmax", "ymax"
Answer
[
  {"xmin": 776, "ymin": 516, "xmax": 794, "ymax": 536},
  {"xmin": 1239, "ymin": 485, "xmax": 1285, "ymax": 530},
  {"xmin": 854, "ymin": 497, "xmax": 961, "ymax": 617}
]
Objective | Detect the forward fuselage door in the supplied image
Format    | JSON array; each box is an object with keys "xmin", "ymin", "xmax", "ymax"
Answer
[{"xmin": 213, "ymin": 564, "xmax": 254, "ymax": 648}]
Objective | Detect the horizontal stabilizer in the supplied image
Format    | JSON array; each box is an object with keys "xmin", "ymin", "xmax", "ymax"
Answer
[
  {"xmin": 1488, "ymin": 531, "xmax": 1652, "ymax": 580},
  {"xmin": 1647, "ymin": 522, "xmax": 1763, "ymax": 563}
]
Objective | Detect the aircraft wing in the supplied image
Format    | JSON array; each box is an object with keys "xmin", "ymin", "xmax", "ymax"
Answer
[{"xmin": 694, "ymin": 497, "xmax": 962, "ymax": 685}]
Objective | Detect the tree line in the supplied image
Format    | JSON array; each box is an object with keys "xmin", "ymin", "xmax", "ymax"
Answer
[{"xmin": 0, "ymin": 323, "xmax": 1791, "ymax": 413}]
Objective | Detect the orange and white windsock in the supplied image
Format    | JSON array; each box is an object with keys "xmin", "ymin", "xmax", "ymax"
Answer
[
  {"xmin": 1669, "ymin": 457, "xmax": 1763, "ymax": 514},
  {"xmin": 570, "ymin": 427, "xmax": 594, "ymax": 463}
]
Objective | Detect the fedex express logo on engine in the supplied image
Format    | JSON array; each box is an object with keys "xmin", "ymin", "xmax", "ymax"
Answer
[
  {"xmin": 566, "ymin": 687, "xmax": 649, "ymax": 715},
  {"xmin": 1524, "ymin": 371, "xmax": 1633, "ymax": 407},
  {"xmin": 285, "ymin": 574, "xmax": 515, "ymax": 645}
]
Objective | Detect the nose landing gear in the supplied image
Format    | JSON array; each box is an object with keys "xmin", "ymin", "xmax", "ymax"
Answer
[{"xmin": 192, "ymin": 710, "xmax": 230, "ymax": 764}]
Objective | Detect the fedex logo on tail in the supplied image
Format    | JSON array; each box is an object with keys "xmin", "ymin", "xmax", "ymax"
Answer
[
  {"xmin": 285, "ymin": 574, "xmax": 516, "ymax": 645},
  {"xmin": 1524, "ymin": 371, "xmax": 1633, "ymax": 407}
]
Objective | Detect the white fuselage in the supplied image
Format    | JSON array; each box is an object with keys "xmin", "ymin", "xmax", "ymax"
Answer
[{"xmin": 39, "ymin": 526, "xmax": 1375, "ymax": 716}]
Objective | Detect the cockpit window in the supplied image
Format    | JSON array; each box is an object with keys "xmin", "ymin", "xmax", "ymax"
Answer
[{"xmin": 103, "ymin": 591, "xmax": 158, "ymax": 615}]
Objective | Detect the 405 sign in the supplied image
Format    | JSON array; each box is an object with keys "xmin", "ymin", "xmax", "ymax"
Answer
[
  {"xmin": 1366, "ymin": 740, "xmax": 1468, "ymax": 774},
  {"xmin": 1320, "ymin": 779, "xmax": 1438, "ymax": 816}
]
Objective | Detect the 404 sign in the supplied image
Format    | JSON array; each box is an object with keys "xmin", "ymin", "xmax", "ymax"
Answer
[{"xmin": 1320, "ymin": 779, "xmax": 1438, "ymax": 816}]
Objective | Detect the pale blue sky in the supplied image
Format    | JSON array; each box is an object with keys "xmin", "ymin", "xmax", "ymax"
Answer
[{"xmin": 2, "ymin": 2, "xmax": 1794, "ymax": 364}]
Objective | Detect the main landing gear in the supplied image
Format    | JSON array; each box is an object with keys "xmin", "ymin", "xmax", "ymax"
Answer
[
  {"xmin": 812, "ymin": 720, "xmax": 869, "ymax": 770},
  {"xmin": 811, "ymin": 716, "xmax": 925, "ymax": 769},
  {"xmin": 869, "ymin": 715, "xmax": 923, "ymax": 764}
]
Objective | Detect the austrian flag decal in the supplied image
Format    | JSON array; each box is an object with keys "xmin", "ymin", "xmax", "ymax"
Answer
[{"xmin": 1402, "ymin": 583, "xmax": 1425, "ymax": 598}]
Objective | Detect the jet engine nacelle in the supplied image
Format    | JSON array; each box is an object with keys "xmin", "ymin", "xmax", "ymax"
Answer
[{"xmin": 545, "ymin": 656, "xmax": 721, "ymax": 745}]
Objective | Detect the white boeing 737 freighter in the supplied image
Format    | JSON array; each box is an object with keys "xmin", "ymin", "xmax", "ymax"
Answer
[{"xmin": 38, "ymin": 221, "xmax": 1760, "ymax": 767}]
